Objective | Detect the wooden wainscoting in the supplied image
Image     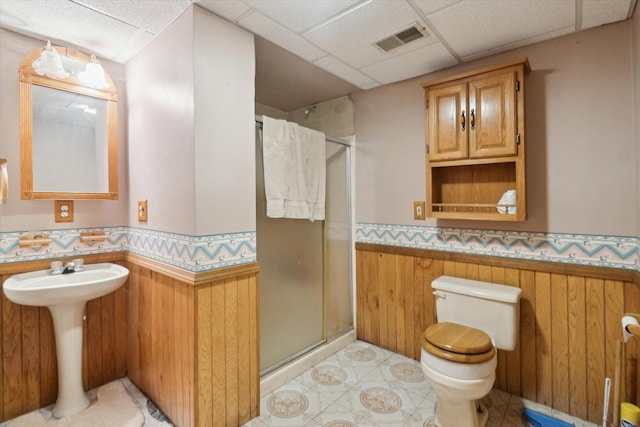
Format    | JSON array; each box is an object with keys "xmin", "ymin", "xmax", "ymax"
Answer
[
  {"xmin": 125, "ymin": 254, "xmax": 259, "ymax": 427},
  {"xmin": 0, "ymin": 253, "xmax": 127, "ymax": 422},
  {"xmin": 356, "ymin": 243, "xmax": 640, "ymax": 425},
  {"xmin": 194, "ymin": 268, "xmax": 260, "ymax": 427},
  {"xmin": 125, "ymin": 259, "xmax": 196, "ymax": 427}
]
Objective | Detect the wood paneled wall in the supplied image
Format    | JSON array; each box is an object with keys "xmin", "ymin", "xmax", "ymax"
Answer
[
  {"xmin": 195, "ymin": 270, "xmax": 260, "ymax": 427},
  {"xmin": 126, "ymin": 254, "xmax": 260, "ymax": 427},
  {"xmin": 0, "ymin": 254, "xmax": 128, "ymax": 422},
  {"xmin": 125, "ymin": 260, "xmax": 195, "ymax": 427},
  {"xmin": 356, "ymin": 243, "xmax": 640, "ymax": 425}
]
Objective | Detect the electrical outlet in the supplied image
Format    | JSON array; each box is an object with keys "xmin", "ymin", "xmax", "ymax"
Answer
[
  {"xmin": 55, "ymin": 200, "xmax": 74, "ymax": 222},
  {"xmin": 138, "ymin": 200, "xmax": 148, "ymax": 222},
  {"xmin": 413, "ymin": 201, "xmax": 426, "ymax": 220}
]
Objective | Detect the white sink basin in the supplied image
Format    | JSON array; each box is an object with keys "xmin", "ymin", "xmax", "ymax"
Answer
[
  {"xmin": 3, "ymin": 262, "xmax": 128, "ymax": 306},
  {"xmin": 3, "ymin": 262, "xmax": 129, "ymax": 418}
]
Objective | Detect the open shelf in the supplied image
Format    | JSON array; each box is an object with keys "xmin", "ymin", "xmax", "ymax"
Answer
[{"xmin": 428, "ymin": 162, "xmax": 523, "ymax": 221}]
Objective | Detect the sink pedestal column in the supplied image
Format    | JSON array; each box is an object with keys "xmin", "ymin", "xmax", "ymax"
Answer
[{"xmin": 48, "ymin": 302, "xmax": 90, "ymax": 418}]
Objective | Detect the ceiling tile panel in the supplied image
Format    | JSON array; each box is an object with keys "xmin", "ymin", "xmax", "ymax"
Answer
[
  {"xmin": 244, "ymin": 0, "xmax": 360, "ymax": 33},
  {"xmin": 312, "ymin": 55, "xmax": 377, "ymax": 88},
  {"xmin": 581, "ymin": 0, "xmax": 632, "ymax": 30},
  {"xmin": 304, "ymin": 0, "xmax": 434, "ymax": 69},
  {"xmin": 460, "ymin": 25, "xmax": 573, "ymax": 62},
  {"xmin": 411, "ymin": 0, "xmax": 464, "ymax": 15},
  {"xmin": 361, "ymin": 42, "xmax": 457, "ymax": 85},
  {"xmin": 75, "ymin": 0, "xmax": 190, "ymax": 34},
  {"xmin": 428, "ymin": 0, "xmax": 575, "ymax": 59},
  {"xmin": 194, "ymin": 0, "xmax": 251, "ymax": 23},
  {"xmin": 0, "ymin": 0, "xmax": 142, "ymax": 59},
  {"xmin": 238, "ymin": 10, "xmax": 326, "ymax": 61}
]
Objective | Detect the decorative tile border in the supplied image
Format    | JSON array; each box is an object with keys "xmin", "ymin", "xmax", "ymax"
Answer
[
  {"xmin": 356, "ymin": 223, "xmax": 640, "ymax": 273},
  {"xmin": 3, "ymin": 223, "xmax": 638, "ymax": 274},
  {"xmin": 0, "ymin": 227, "xmax": 256, "ymax": 272},
  {"xmin": 0, "ymin": 227, "xmax": 128, "ymax": 263},
  {"xmin": 128, "ymin": 227, "xmax": 256, "ymax": 272}
]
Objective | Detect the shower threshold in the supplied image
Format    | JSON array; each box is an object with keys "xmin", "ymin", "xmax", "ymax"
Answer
[{"xmin": 260, "ymin": 328, "xmax": 356, "ymax": 396}]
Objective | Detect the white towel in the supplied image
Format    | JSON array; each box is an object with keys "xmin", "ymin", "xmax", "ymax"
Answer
[{"xmin": 262, "ymin": 116, "xmax": 326, "ymax": 221}]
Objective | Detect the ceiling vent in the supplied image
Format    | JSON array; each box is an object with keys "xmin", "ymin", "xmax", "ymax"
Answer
[{"xmin": 374, "ymin": 24, "xmax": 428, "ymax": 52}]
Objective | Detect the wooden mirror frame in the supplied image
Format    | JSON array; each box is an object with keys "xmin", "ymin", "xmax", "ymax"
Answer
[{"xmin": 19, "ymin": 45, "xmax": 118, "ymax": 200}]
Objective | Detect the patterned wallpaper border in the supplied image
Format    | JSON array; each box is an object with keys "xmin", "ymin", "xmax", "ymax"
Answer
[
  {"xmin": 2, "ymin": 224, "xmax": 638, "ymax": 274},
  {"xmin": 356, "ymin": 223, "xmax": 640, "ymax": 273},
  {"xmin": 0, "ymin": 227, "xmax": 257, "ymax": 272}
]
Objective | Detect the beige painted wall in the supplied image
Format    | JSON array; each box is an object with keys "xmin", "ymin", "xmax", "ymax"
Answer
[
  {"xmin": 193, "ymin": 6, "xmax": 255, "ymax": 236},
  {"xmin": 353, "ymin": 19, "xmax": 637, "ymax": 237},
  {"xmin": 0, "ymin": 29, "xmax": 129, "ymax": 232},
  {"xmin": 126, "ymin": 5, "xmax": 255, "ymax": 236},
  {"xmin": 126, "ymin": 8, "xmax": 196, "ymax": 235}
]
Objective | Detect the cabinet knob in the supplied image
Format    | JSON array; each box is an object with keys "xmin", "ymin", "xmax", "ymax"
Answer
[{"xmin": 461, "ymin": 110, "xmax": 466, "ymax": 131}]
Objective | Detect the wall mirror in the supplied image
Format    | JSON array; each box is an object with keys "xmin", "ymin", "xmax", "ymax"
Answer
[{"xmin": 19, "ymin": 42, "xmax": 118, "ymax": 200}]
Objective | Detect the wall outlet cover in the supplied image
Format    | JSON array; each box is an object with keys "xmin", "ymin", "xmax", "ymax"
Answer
[{"xmin": 55, "ymin": 200, "xmax": 74, "ymax": 223}]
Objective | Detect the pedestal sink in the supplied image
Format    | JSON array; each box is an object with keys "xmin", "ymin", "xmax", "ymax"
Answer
[{"xmin": 3, "ymin": 262, "xmax": 129, "ymax": 418}]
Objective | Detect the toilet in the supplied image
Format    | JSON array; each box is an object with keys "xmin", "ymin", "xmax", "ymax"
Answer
[{"xmin": 420, "ymin": 276, "xmax": 522, "ymax": 427}]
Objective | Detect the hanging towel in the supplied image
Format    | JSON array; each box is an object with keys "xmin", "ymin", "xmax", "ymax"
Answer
[{"xmin": 262, "ymin": 116, "xmax": 326, "ymax": 221}]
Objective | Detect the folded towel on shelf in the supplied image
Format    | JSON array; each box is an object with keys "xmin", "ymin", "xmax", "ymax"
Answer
[{"xmin": 262, "ymin": 116, "xmax": 326, "ymax": 221}]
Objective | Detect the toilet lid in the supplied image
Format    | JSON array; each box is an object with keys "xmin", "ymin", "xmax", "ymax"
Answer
[{"xmin": 421, "ymin": 322, "xmax": 495, "ymax": 363}]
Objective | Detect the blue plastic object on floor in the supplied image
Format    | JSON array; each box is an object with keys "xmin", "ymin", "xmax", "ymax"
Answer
[{"xmin": 522, "ymin": 407, "xmax": 574, "ymax": 427}]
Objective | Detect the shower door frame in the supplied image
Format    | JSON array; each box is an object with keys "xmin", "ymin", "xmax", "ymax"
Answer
[{"xmin": 255, "ymin": 116, "xmax": 354, "ymax": 376}]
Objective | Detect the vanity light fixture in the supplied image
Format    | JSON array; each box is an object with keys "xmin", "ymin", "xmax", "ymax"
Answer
[
  {"xmin": 79, "ymin": 54, "xmax": 109, "ymax": 89},
  {"xmin": 32, "ymin": 40, "xmax": 68, "ymax": 79},
  {"xmin": 32, "ymin": 41, "xmax": 109, "ymax": 89}
]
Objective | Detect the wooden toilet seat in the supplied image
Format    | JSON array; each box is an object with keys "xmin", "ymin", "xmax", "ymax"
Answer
[{"xmin": 421, "ymin": 322, "xmax": 496, "ymax": 363}]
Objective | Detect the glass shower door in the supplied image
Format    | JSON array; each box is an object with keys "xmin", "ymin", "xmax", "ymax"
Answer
[{"xmin": 256, "ymin": 131, "xmax": 324, "ymax": 374}]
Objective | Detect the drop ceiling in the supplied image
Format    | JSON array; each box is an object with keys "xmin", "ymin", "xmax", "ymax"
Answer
[{"xmin": 0, "ymin": 0, "xmax": 636, "ymax": 111}]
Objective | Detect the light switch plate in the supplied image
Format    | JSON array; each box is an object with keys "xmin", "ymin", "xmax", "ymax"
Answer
[
  {"xmin": 138, "ymin": 200, "xmax": 148, "ymax": 222},
  {"xmin": 413, "ymin": 201, "xmax": 426, "ymax": 220},
  {"xmin": 55, "ymin": 200, "xmax": 74, "ymax": 222}
]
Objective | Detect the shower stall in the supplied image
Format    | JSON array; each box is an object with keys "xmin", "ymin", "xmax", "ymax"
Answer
[{"xmin": 255, "ymin": 117, "xmax": 354, "ymax": 380}]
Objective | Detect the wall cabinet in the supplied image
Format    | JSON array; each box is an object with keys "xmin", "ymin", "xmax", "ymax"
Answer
[{"xmin": 423, "ymin": 58, "xmax": 529, "ymax": 221}]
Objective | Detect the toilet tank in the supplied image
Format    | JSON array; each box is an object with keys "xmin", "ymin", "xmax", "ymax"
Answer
[{"xmin": 432, "ymin": 276, "xmax": 522, "ymax": 351}]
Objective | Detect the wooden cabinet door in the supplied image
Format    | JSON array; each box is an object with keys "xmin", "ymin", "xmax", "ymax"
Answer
[
  {"xmin": 427, "ymin": 82, "xmax": 468, "ymax": 161},
  {"xmin": 468, "ymin": 71, "xmax": 517, "ymax": 158}
]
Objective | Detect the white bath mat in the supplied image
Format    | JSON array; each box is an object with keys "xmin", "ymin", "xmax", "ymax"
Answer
[{"xmin": 7, "ymin": 380, "xmax": 144, "ymax": 427}]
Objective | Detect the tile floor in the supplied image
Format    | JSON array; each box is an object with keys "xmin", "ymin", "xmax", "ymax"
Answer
[
  {"xmin": 243, "ymin": 340, "xmax": 598, "ymax": 427},
  {"xmin": 2, "ymin": 340, "xmax": 599, "ymax": 427}
]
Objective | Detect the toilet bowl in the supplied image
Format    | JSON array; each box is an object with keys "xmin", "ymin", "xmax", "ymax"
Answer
[
  {"xmin": 420, "ymin": 276, "xmax": 522, "ymax": 427},
  {"xmin": 421, "ymin": 323, "xmax": 497, "ymax": 427}
]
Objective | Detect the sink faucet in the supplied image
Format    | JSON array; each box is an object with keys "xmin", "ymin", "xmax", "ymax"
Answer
[
  {"xmin": 50, "ymin": 259, "xmax": 84, "ymax": 275},
  {"xmin": 62, "ymin": 262, "xmax": 75, "ymax": 274}
]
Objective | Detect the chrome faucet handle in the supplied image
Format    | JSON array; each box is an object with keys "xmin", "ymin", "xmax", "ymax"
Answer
[
  {"xmin": 50, "ymin": 261, "xmax": 63, "ymax": 275},
  {"xmin": 73, "ymin": 258, "xmax": 84, "ymax": 272}
]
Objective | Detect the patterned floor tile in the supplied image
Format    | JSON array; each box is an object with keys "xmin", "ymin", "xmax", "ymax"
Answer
[
  {"xmin": 402, "ymin": 391, "xmax": 437, "ymax": 427},
  {"xmin": 377, "ymin": 354, "xmax": 432, "ymax": 393},
  {"xmin": 259, "ymin": 381, "xmax": 322, "ymax": 426},
  {"xmin": 330, "ymin": 341, "xmax": 394, "ymax": 368},
  {"xmin": 337, "ymin": 379, "xmax": 425, "ymax": 425},
  {"xmin": 310, "ymin": 400, "xmax": 378, "ymax": 427}
]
